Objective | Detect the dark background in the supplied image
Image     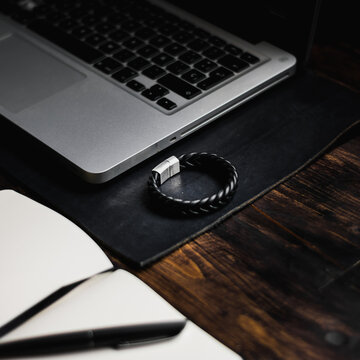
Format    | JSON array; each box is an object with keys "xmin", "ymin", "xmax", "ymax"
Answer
[
  {"xmin": 168, "ymin": 0, "xmax": 321, "ymax": 65},
  {"xmin": 168, "ymin": 0, "xmax": 359, "ymax": 66}
]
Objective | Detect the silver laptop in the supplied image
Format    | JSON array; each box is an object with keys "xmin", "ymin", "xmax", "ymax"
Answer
[{"xmin": 0, "ymin": 0, "xmax": 296, "ymax": 183}]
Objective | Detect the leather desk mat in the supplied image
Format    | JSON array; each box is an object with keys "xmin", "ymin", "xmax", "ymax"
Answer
[{"xmin": 1, "ymin": 70, "xmax": 360, "ymax": 267}]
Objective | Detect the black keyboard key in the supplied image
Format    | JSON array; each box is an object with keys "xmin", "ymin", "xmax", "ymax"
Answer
[
  {"xmin": 157, "ymin": 24, "xmax": 178, "ymax": 35},
  {"xmin": 166, "ymin": 61, "xmax": 190, "ymax": 75},
  {"xmin": 52, "ymin": 3, "xmax": 74, "ymax": 12},
  {"xmin": 164, "ymin": 43, "xmax": 186, "ymax": 56},
  {"xmin": 35, "ymin": 5, "xmax": 54, "ymax": 17},
  {"xmin": 178, "ymin": 20, "xmax": 195, "ymax": 32},
  {"xmin": 143, "ymin": 65, "xmax": 166, "ymax": 79},
  {"xmin": 55, "ymin": 2, "xmax": 77, "ymax": 12},
  {"xmin": 71, "ymin": 26, "xmax": 93, "ymax": 39},
  {"xmin": 28, "ymin": 20, "xmax": 104, "ymax": 64},
  {"xmin": 135, "ymin": 27, "xmax": 156, "ymax": 40},
  {"xmin": 203, "ymin": 46, "xmax": 225, "ymax": 60},
  {"xmin": 179, "ymin": 51, "xmax": 202, "ymax": 65},
  {"xmin": 94, "ymin": 57, "xmax": 122, "ymax": 74},
  {"xmin": 113, "ymin": 49, "xmax": 136, "ymax": 62},
  {"xmin": 99, "ymin": 41, "xmax": 121, "ymax": 54},
  {"xmin": 208, "ymin": 35, "xmax": 226, "ymax": 48},
  {"xmin": 152, "ymin": 53, "xmax": 175, "ymax": 67},
  {"xmin": 162, "ymin": 12, "xmax": 181, "ymax": 26},
  {"xmin": 107, "ymin": 13, "xmax": 128, "ymax": 26},
  {"xmin": 172, "ymin": 31, "xmax": 192, "ymax": 44},
  {"xmin": 187, "ymin": 38, "xmax": 209, "ymax": 52},
  {"xmin": 108, "ymin": 30, "xmax": 130, "ymax": 42},
  {"xmin": 152, "ymin": 85, "xmax": 170, "ymax": 98},
  {"xmin": 81, "ymin": 15, "xmax": 101, "ymax": 27},
  {"xmin": 158, "ymin": 74, "xmax": 201, "ymax": 99},
  {"xmin": 123, "ymin": 37, "xmax": 144, "ymax": 50},
  {"xmin": 137, "ymin": 45, "xmax": 158, "ymax": 58},
  {"xmin": 192, "ymin": 28, "xmax": 210, "ymax": 39},
  {"xmin": 197, "ymin": 67, "xmax": 233, "ymax": 90},
  {"xmin": 112, "ymin": 67, "xmax": 138, "ymax": 83},
  {"xmin": 128, "ymin": 56, "xmax": 151, "ymax": 70},
  {"xmin": 210, "ymin": 66, "xmax": 234, "ymax": 79},
  {"xmin": 157, "ymin": 97, "xmax": 177, "ymax": 110},
  {"xmin": 197, "ymin": 76, "xmax": 221, "ymax": 91},
  {"xmin": 94, "ymin": 22, "xmax": 116, "ymax": 34},
  {"xmin": 127, "ymin": 80, "xmax": 145, "ymax": 92},
  {"xmin": 241, "ymin": 52, "xmax": 260, "ymax": 64},
  {"xmin": 121, "ymin": 19, "xmax": 142, "ymax": 32},
  {"xmin": 66, "ymin": 7, "xmax": 88, "ymax": 21},
  {"xmin": 181, "ymin": 69, "xmax": 206, "ymax": 84},
  {"xmin": 57, "ymin": 18, "xmax": 80, "ymax": 32},
  {"xmin": 224, "ymin": 44, "xmax": 243, "ymax": 56},
  {"xmin": 194, "ymin": 59, "xmax": 217, "ymax": 73},
  {"xmin": 218, "ymin": 54, "xmax": 249, "ymax": 72},
  {"xmin": 142, "ymin": 84, "xmax": 169, "ymax": 101},
  {"xmin": 149, "ymin": 35, "xmax": 171, "ymax": 48},
  {"xmin": 46, "ymin": 12, "xmax": 67, "ymax": 24},
  {"xmin": 85, "ymin": 33, "xmax": 107, "ymax": 46},
  {"xmin": 142, "ymin": 17, "xmax": 160, "ymax": 29}
]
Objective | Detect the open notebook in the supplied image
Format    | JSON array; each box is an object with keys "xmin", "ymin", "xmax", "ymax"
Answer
[{"xmin": 0, "ymin": 190, "xmax": 239, "ymax": 359}]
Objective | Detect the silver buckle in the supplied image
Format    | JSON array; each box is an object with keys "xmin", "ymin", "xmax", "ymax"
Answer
[{"xmin": 152, "ymin": 156, "xmax": 180, "ymax": 185}]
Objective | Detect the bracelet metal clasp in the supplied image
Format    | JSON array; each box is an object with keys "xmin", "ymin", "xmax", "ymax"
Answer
[{"xmin": 152, "ymin": 156, "xmax": 180, "ymax": 185}]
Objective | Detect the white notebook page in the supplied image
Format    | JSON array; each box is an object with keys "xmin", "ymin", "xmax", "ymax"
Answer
[
  {"xmin": 1, "ymin": 270, "xmax": 240, "ymax": 359},
  {"xmin": 0, "ymin": 189, "xmax": 113, "ymax": 328}
]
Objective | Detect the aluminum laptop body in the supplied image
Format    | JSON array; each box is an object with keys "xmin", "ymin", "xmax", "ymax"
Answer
[{"xmin": 0, "ymin": 0, "xmax": 297, "ymax": 183}]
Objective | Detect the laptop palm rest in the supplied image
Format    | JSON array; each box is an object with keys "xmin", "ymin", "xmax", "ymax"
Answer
[{"xmin": 0, "ymin": 33, "xmax": 84, "ymax": 114}]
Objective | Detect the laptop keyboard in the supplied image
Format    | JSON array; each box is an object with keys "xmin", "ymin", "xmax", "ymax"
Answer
[{"xmin": 0, "ymin": 0, "xmax": 263, "ymax": 113}]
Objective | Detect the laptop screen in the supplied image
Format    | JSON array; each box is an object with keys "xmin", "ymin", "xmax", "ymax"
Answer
[{"xmin": 165, "ymin": 0, "xmax": 322, "ymax": 65}]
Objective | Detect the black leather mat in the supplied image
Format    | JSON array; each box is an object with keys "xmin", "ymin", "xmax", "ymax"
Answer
[{"xmin": 1, "ymin": 70, "xmax": 360, "ymax": 267}]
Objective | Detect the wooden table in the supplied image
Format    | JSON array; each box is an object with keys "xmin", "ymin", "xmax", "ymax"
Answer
[{"xmin": 1, "ymin": 41, "xmax": 359, "ymax": 360}]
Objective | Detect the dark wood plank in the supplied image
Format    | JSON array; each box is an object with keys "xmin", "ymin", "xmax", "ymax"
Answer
[
  {"xmin": 321, "ymin": 260, "xmax": 360, "ymax": 342},
  {"xmin": 254, "ymin": 133, "xmax": 360, "ymax": 272}
]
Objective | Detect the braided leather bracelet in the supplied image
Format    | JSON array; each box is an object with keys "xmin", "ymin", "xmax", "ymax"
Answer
[{"xmin": 148, "ymin": 152, "xmax": 239, "ymax": 216}]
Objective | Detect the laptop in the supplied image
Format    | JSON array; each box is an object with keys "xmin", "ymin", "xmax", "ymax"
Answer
[{"xmin": 0, "ymin": 0, "xmax": 319, "ymax": 183}]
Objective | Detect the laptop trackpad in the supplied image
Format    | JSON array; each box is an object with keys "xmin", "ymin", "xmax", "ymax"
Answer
[{"xmin": 0, "ymin": 34, "xmax": 85, "ymax": 113}]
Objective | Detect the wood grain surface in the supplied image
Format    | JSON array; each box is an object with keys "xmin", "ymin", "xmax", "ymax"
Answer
[{"xmin": 1, "ymin": 25, "xmax": 360, "ymax": 360}]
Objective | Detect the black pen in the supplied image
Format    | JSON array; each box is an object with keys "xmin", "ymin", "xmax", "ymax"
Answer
[{"xmin": 0, "ymin": 320, "xmax": 187, "ymax": 357}]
